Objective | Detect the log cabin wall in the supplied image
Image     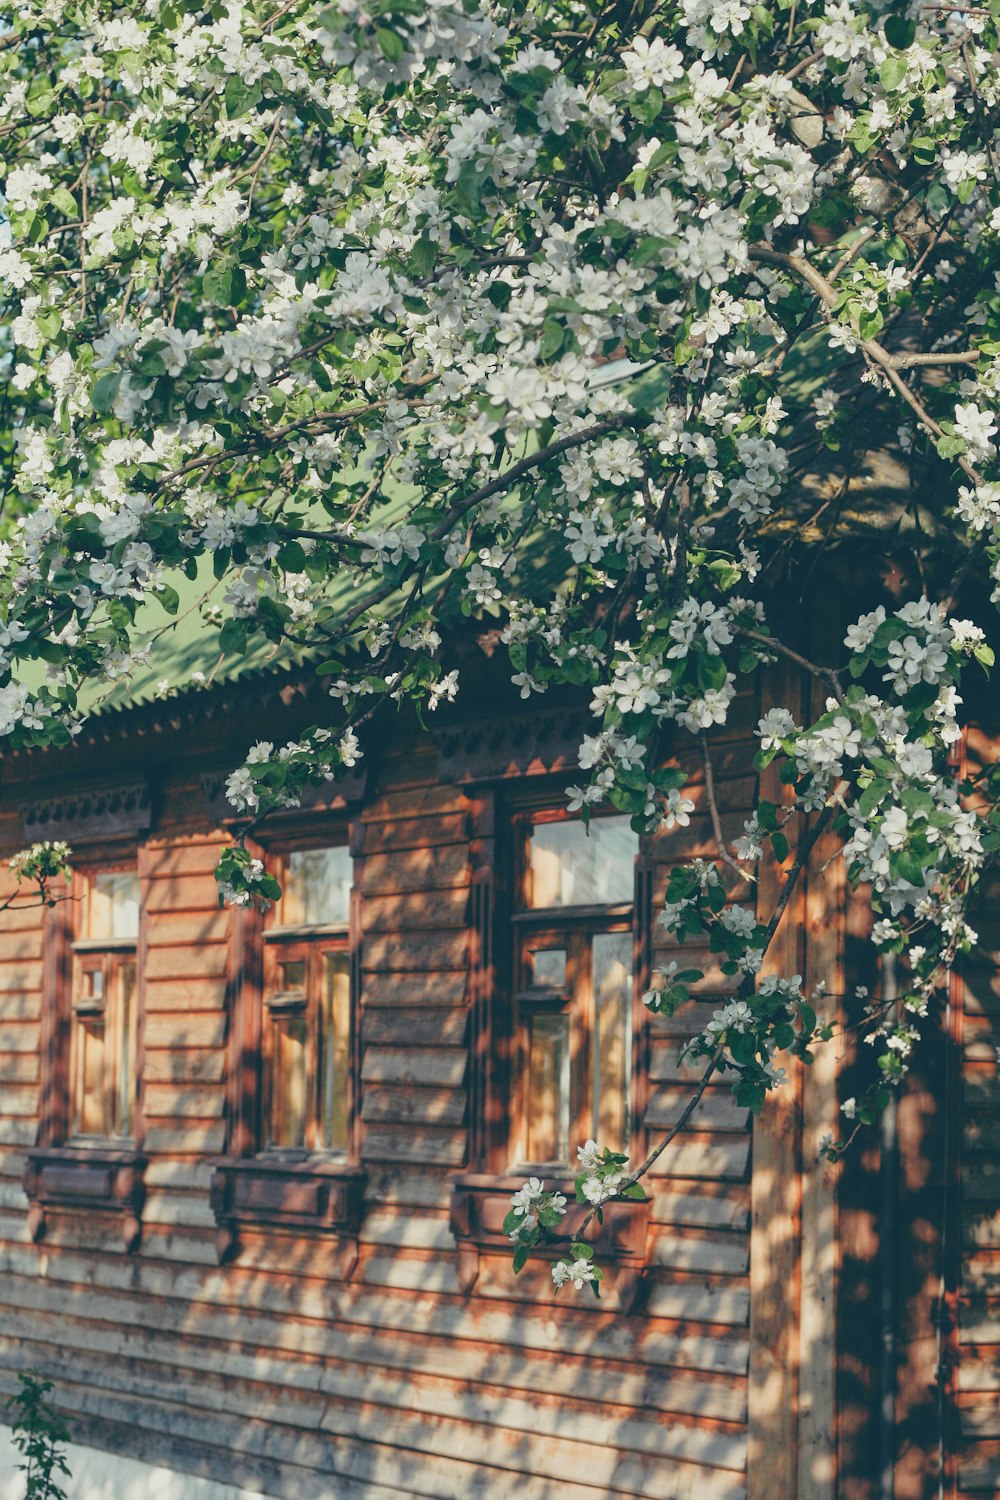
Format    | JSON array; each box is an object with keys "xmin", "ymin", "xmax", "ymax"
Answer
[
  {"xmin": 949, "ymin": 723, "xmax": 1000, "ymax": 1499},
  {"xmin": 0, "ymin": 670, "xmax": 832, "ymax": 1500}
]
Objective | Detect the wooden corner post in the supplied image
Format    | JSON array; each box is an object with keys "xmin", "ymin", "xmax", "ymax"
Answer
[{"xmin": 748, "ymin": 659, "xmax": 806, "ymax": 1498}]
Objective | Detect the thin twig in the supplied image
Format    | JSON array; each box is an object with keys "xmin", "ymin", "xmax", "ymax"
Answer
[{"xmin": 701, "ymin": 735, "xmax": 747, "ymax": 878}]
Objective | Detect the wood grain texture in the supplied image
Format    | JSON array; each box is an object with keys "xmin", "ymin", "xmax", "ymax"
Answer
[
  {"xmin": 0, "ymin": 726, "xmax": 766, "ymax": 1500},
  {"xmin": 747, "ymin": 661, "xmax": 804, "ymax": 1500}
]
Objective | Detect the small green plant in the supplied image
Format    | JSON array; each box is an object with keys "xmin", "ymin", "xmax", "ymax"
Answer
[{"xmin": 5, "ymin": 1373, "xmax": 71, "ymax": 1500}]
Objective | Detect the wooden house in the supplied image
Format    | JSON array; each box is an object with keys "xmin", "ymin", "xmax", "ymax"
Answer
[{"xmin": 0, "ymin": 627, "xmax": 996, "ymax": 1500}]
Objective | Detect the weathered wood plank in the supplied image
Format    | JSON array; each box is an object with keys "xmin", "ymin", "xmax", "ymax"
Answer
[
  {"xmin": 0, "ymin": 1023, "xmax": 40, "ymax": 1052},
  {"xmin": 143, "ymin": 1050, "xmax": 225, "ymax": 1084},
  {"xmin": 144, "ymin": 1085, "xmax": 225, "ymax": 1120},
  {"xmin": 362, "ymin": 814, "xmax": 469, "ymax": 854},
  {"xmin": 361, "ymin": 973, "xmax": 467, "ymax": 1008},
  {"xmin": 144, "ymin": 842, "xmax": 225, "ymax": 878},
  {"xmin": 362, "ymin": 889, "xmax": 470, "ymax": 934},
  {"xmin": 361, "ymin": 1127, "xmax": 467, "ymax": 1168},
  {"xmin": 144, "ymin": 976, "xmax": 227, "ymax": 1013},
  {"xmin": 145, "ymin": 944, "xmax": 228, "ymax": 981},
  {"xmin": 358, "ymin": 847, "xmax": 470, "ymax": 896},
  {"xmin": 362, "ymin": 1047, "xmax": 467, "ymax": 1088},
  {"xmin": 645, "ymin": 1086, "xmax": 749, "ymax": 1133},
  {"xmin": 747, "ymin": 661, "xmax": 801, "ymax": 1500},
  {"xmin": 361, "ymin": 1087, "xmax": 467, "ymax": 1127},
  {"xmin": 361, "ymin": 932, "xmax": 469, "ymax": 973},
  {"xmin": 146, "ymin": 910, "xmax": 231, "ymax": 947},
  {"xmin": 144, "ymin": 1014, "xmax": 226, "ymax": 1050},
  {"xmin": 363, "ymin": 1008, "xmax": 468, "ymax": 1046},
  {"xmin": 647, "ymin": 1138, "xmax": 750, "ymax": 1182}
]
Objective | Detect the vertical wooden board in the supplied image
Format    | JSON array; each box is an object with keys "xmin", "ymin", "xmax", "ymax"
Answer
[
  {"xmin": 747, "ymin": 661, "xmax": 803, "ymax": 1500},
  {"xmin": 796, "ymin": 675, "xmax": 844, "ymax": 1500}
]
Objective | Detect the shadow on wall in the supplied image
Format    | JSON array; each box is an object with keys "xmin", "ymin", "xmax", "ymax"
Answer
[{"xmin": 0, "ymin": 1427, "xmax": 279, "ymax": 1500}]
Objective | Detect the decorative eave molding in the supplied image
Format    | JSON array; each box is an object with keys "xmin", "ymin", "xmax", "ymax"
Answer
[
  {"xmin": 199, "ymin": 761, "xmax": 369, "ymax": 828},
  {"xmin": 22, "ymin": 779, "xmax": 151, "ymax": 847},
  {"xmin": 432, "ymin": 705, "xmax": 590, "ymax": 785}
]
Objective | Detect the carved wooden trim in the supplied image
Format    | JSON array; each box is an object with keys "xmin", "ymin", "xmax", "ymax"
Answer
[
  {"xmin": 22, "ymin": 780, "xmax": 151, "ymax": 846},
  {"xmin": 200, "ymin": 764, "xmax": 368, "ymax": 828},
  {"xmin": 468, "ymin": 791, "xmax": 495, "ymax": 1169},
  {"xmin": 433, "ymin": 706, "xmax": 590, "ymax": 785},
  {"xmin": 632, "ymin": 850, "xmax": 655, "ymax": 1162},
  {"xmin": 209, "ymin": 1158, "xmax": 366, "ymax": 1272},
  {"xmin": 24, "ymin": 1146, "xmax": 146, "ymax": 1252},
  {"xmin": 224, "ymin": 859, "xmax": 265, "ymax": 1161},
  {"xmin": 37, "ymin": 882, "xmax": 73, "ymax": 1148},
  {"xmin": 448, "ymin": 1174, "xmax": 652, "ymax": 1311}
]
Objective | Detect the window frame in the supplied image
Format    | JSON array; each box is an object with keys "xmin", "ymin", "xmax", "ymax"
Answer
[
  {"xmin": 451, "ymin": 780, "xmax": 655, "ymax": 1302},
  {"xmin": 210, "ymin": 826, "xmax": 365, "ymax": 1265},
  {"xmin": 25, "ymin": 847, "xmax": 148, "ymax": 1253},
  {"xmin": 69, "ymin": 863, "xmax": 142, "ymax": 1144},
  {"xmin": 507, "ymin": 803, "xmax": 641, "ymax": 1173},
  {"xmin": 260, "ymin": 845, "xmax": 354, "ymax": 1158}
]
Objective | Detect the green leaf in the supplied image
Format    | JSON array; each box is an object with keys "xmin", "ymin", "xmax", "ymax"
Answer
[
  {"xmin": 771, "ymin": 831, "xmax": 789, "ymax": 864},
  {"xmin": 486, "ymin": 280, "xmax": 512, "ymax": 311},
  {"xmin": 975, "ymin": 643, "xmax": 995, "ymax": 671},
  {"xmin": 155, "ymin": 584, "xmax": 180, "ymax": 616},
  {"xmin": 91, "ymin": 372, "xmax": 122, "ymax": 415},
  {"xmin": 455, "ymin": 159, "xmax": 486, "ymax": 216},
  {"xmin": 633, "ymin": 236, "xmax": 668, "ymax": 268},
  {"xmin": 375, "ymin": 25, "xmax": 405, "ymax": 60},
  {"xmin": 203, "ymin": 261, "xmax": 246, "ymax": 307},
  {"xmin": 49, "ymin": 186, "xmax": 77, "ymax": 218},
  {"xmin": 225, "ymin": 75, "xmax": 263, "ymax": 117},
  {"xmin": 879, "ymin": 54, "xmax": 908, "ymax": 91},
  {"xmin": 512, "ymin": 1243, "xmax": 530, "ymax": 1274},
  {"xmin": 622, "ymin": 1182, "xmax": 646, "ymax": 1200},
  {"xmin": 539, "ymin": 318, "xmax": 564, "ymax": 360},
  {"xmin": 884, "ymin": 15, "xmax": 916, "ymax": 48},
  {"xmin": 277, "ymin": 539, "xmax": 307, "ymax": 573},
  {"xmin": 219, "ymin": 618, "xmax": 248, "ymax": 656}
]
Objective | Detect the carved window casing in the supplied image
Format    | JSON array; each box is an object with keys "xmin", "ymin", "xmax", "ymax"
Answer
[
  {"xmin": 451, "ymin": 781, "xmax": 655, "ymax": 1306},
  {"xmin": 510, "ymin": 810, "xmax": 638, "ymax": 1170},
  {"xmin": 211, "ymin": 831, "xmax": 365, "ymax": 1269},
  {"xmin": 26, "ymin": 839, "xmax": 149, "ymax": 1253},
  {"xmin": 70, "ymin": 869, "xmax": 140, "ymax": 1142}
]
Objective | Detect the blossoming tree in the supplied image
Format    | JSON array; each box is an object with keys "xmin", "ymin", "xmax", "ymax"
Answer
[{"xmin": 1, "ymin": 0, "xmax": 999, "ymax": 1292}]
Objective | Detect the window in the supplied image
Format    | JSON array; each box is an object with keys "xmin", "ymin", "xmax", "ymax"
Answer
[
  {"xmin": 211, "ymin": 837, "xmax": 364, "ymax": 1262},
  {"xmin": 450, "ymin": 793, "xmax": 652, "ymax": 1302},
  {"xmin": 511, "ymin": 811, "xmax": 638, "ymax": 1169},
  {"xmin": 263, "ymin": 846, "xmax": 353, "ymax": 1154},
  {"xmin": 24, "ymin": 855, "xmax": 147, "ymax": 1253},
  {"xmin": 70, "ymin": 869, "xmax": 140, "ymax": 1141}
]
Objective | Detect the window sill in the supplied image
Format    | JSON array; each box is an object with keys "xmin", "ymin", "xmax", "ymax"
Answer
[
  {"xmin": 449, "ymin": 1172, "xmax": 653, "ymax": 1310},
  {"xmin": 209, "ymin": 1157, "xmax": 367, "ymax": 1272},
  {"xmin": 23, "ymin": 1145, "xmax": 145, "ymax": 1252}
]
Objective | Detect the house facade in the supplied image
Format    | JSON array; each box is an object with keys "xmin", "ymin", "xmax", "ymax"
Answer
[{"xmin": 0, "ymin": 652, "xmax": 995, "ymax": 1500}]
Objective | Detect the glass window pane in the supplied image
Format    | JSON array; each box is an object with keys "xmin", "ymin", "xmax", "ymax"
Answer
[
  {"xmin": 527, "ymin": 817, "xmax": 636, "ymax": 908},
  {"xmin": 277, "ymin": 959, "xmax": 307, "ymax": 993},
  {"xmin": 269, "ymin": 1014, "xmax": 308, "ymax": 1149},
  {"xmin": 281, "ymin": 847, "xmax": 352, "ymax": 927},
  {"xmin": 526, "ymin": 1012, "xmax": 570, "ymax": 1163},
  {"xmin": 73, "ymin": 1019, "xmax": 106, "ymax": 1136},
  {"xmin": 527, "ymin": 946, "xmax": 566, "ymax": 988},
  {"xmin": 592, "ymin": 933, "xmax": 633, "ymax": 1152},
  {"xmin": 87, "ymin": 872, "xmax": 140, "ymax": 940},
  {"xmin": 320, "ymin": 953, "xmax": 351, "ymax": 1152},
  {"xmin": 82, "ymin": 966, "xmax": 104, "ymax": 1004},
  {"xmin": 112, "ymin": 959, "xmax": 137, "ymax": 1139}
]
